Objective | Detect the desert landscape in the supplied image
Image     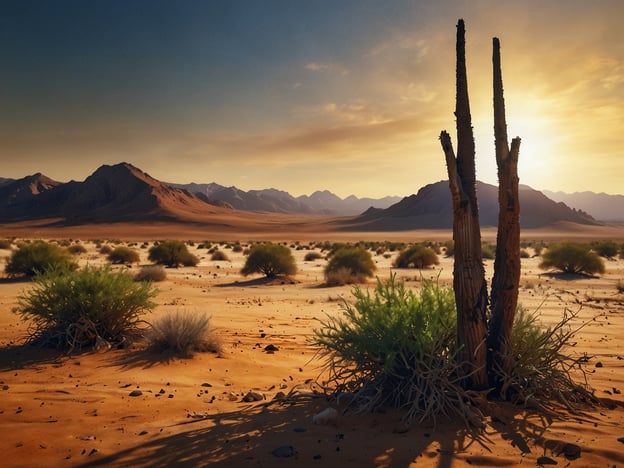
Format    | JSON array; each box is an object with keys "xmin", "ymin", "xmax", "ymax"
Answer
[{"xmin": 1, "ymin": 225, "xmax": 623, "ymax": 468}]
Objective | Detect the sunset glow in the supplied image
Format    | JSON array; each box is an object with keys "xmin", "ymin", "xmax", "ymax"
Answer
[{"xmin": 0, "ymin": 0, "xmax": 622, "ymax": 198}]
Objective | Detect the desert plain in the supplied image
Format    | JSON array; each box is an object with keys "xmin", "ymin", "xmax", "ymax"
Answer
[{"xmin": 1, "ymin": 222, "xmax": 623, "ymax": 468}]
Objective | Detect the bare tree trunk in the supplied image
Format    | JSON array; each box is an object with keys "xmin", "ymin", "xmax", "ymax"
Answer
[
  {"xmin": 439, "ymin": 19, "xmax": 489, "ymax": 390},
  {"xmin": 487, "ymin": 37, "xmax": 521, "ymax": 384}
]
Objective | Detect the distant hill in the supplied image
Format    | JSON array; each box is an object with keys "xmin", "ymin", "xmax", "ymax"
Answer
[
  {"xmin": 543, "ymin": 190, "xmax": 624, "ymax": 223},
  {"xmin": 0, "ymin": 173, "xmax": 63, "ymax": 218},
  {"xmin": 341, "ymin": 180, "xmax": 598, "ymax": 230},
  {"xmin": 169, "ymin": 183, "xmax": 401, "ymax": 215}
]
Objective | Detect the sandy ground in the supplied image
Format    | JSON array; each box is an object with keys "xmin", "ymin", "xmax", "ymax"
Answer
[{"xmin": 1, "ymin": 227, "xmax": 624, "ymax": 467}]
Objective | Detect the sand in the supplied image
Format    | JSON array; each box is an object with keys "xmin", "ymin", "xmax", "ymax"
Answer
[{"xmin": 1, "ymin": 225, "xmax": 623, "ymax": 467}]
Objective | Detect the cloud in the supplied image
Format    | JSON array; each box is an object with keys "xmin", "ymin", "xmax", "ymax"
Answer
[{"xmin": 304, "ymin": 61, "xmax": 349, "ymax": 76}]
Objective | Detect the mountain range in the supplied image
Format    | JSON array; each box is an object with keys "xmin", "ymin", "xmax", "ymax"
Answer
[{"xmin": 0, "ymin": 162, "xmax": 609, "ymax": 229}]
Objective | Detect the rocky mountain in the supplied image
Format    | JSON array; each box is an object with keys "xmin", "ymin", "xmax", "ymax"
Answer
[
  {"xmin": 543, "ymin": 190, "xmax": 624, "ymax": 223},
  {"xmin": 342, "ymin": 180, "xmax": 598, "ymax": 230},
  {"xmin": 170, "ymin": 183, "xmax": 401, "ymax": 215},
  {"xmin": 0, "ymin": 163, "xmax": 226, "ymax": 223}
]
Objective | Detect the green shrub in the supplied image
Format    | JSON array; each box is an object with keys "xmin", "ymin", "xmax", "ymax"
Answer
[
  {"xmin": 481, "ymin": 242, "xmax": 496, "ymax": 260},
  {"xmin": 5, "ymin": 241, "xmax": 77, "ymax": 277},
  {"xmin": 148, "ymin": 240, "xmax": 199, "ymax": 267},
  {"xmin": 539, "ymin": 242, "xmax": 605, "ymax": 275},
  {"xmin": 324, "ymin": 247, "xmax": 376, "ymax": 285},
  {"xmin": 241, "ymin": 244, "xmax": 297, "ymax": 278},
  {"xmin": 108, "ymin": 246, "xmax": 140, "ymax": 264},
  {"xmin": 393, "ymin": 244, "xmax": 439, "ymax": 269},
  {"xmin": 99, "ymin": 245, "xmax": 113, "ymax": 255},
  {"xmin": 314, "ymin": 275, "xmax": 461, "ymax": 422},
  {"xmin": 134, "ymin": 265, "xmax": 167, "ymax": 282},
  {"xmin": 591, "ymin": 240, "xmax": 619, "ymax": 258},
  {"xmin": 210, "ymin": 250, "xmax": 229, "ymax": 261},
  {"xmin": 0, "ymin": 239, "xmax": 12, "ymax": 250},
  {"xmin": 14, "ymin": 265, "xmax": 157, "ymax": 350},
  {"xmin": 443, "ymin": 240, "xmax": 454, "ymax": 257},
  {"xmin": 147, "ymin": 310, "xmax": 221, "ymax": 356},
  {"xmin": 520, "ymin": 249, "xmax": 530, "ymax": 259}
]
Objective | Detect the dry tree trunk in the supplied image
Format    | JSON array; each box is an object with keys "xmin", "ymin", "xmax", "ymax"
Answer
[
  {"xmin": 439, "ymin": 19, "xmax": 489, "ymax": 390},
  {"xmin": 487, "ymin": 37, "xmax": 522, "ymax": 383}
]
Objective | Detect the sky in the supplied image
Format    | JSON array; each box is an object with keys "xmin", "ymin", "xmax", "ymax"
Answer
[{"xmin": 0, "ymin": 0, "xmax": 622, "ymax": 198}]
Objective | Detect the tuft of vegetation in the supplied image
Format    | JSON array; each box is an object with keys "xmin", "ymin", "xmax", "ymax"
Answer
[
  {"xmin": 314, "ymin": 275, "xmax": 597, "ymax": 425},
  {"xmin": 210, "ymin": 250, "xmax": 230, "ymax": 261},
  {"xmin": 5, "ymin": 241, "xmax": 77, "ymax": 277},
  {"xmin": 481, "ymin": 242, "xmax": 496, "ymax": 260},
  {"xmin": 67, "ymin": 243, "xmax": 87, "ymax": 255},
  {"xmin": 0, "ymin": 239, "xmax": 13, "ymax": 250},
  {"xmin": 147, "ymin": 310, "xmax": 221, "ymax": 356},
  {"xmin": 443, "ymin": 240, "xmax": 454, "ymax": 257},
  {"xmin": 148, "ymin": 240, "xmax": 199, "ymax": 267},
  {"xmin": 314, "ymin": 275, "xmax": 462, "ymax": 423},
  {"xmin": 241, "ymin": 243, "xmax": 297, "ymax": 278},
  {"xmin": 99, "ymin": 245, "xmax": 113, "ymax": 255},
  {"xmin": 393, "ymin": 244, "xmax": 439, "ymax": 269},
  {"xmin": 108, "ymin": 246, "xmax": 141, "ymax": 265},
  {"xmin": 539, "ymin": 241, "xmax": 605, "ymax": 275},
  {"xmin": 134, "ymin": 265, "xmax": 167, "ymax": 282},
  {"xmin": 324, "ymin": 247, "xmax": 376, "ymax": 286},
  {"xmin": 14, "ymin": 265, "xmax": 157, "ymax": 350},
  {"xmin": 491, "ymin": 305, "xmax": 596, "ymax": 409},
  {"xmin": 304, "ymin": 251, "xmax": 323, "ymax": 262}
]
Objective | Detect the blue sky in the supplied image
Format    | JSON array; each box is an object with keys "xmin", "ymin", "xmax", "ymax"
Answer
[{"xmin": 1, "ymin": 0, "xmax": 622, "ymax": 197}]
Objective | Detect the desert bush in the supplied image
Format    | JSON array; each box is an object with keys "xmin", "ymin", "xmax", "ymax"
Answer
[
  {"xmin": 591, "ymin": 240, "xmax": 619, "ymax": 258},
  {"xmin": 324, "ymin": 247, "xmax": 376, "ymax": 285},
  {"xmin": 539, "ymin": 242, "xmax": 605, "ymax": 275},
  {"xmin": 108, "ymin": 246, "xmax": 140, "ymax": 264},
  {"xmin": 0, "ymin": 239, "xmax": 12, "ymax": 250},
  {"xmin": 443, "ymin": 240, "xmax": 454, "ymax": 257},
  {"xmin": 99, "ymin": 245, "xmax": 113, "ymax": 255},
  {"xmin": 481, "ymin": 242, "xmax": 496, "ymax": 260},
  {"xmin": 134, "ymin": 265, "xmax": 167, "ymax": 282},
  {"xmin": 393, "ymin": 244, "xmax": 439, "ymax": 269},
  {"xmin": 491, "ymin": 305, "xmax": 596, "ymax": 408},
  {"xmin": 232, "ymin": 243, "xmax": 243, "ymax": 253},
  {"xmin": 617, "ymin": 279, "xmax": 624, "ymax": 294},
  {"xmin": 314, "ymin": 274, "xmax": 462, "ymax": 423},
  {"xmin": 147, "ymin": 310, "xmax": 221, "ymax": 356},
  {"xmin": 241, "ymin": 243, "xmax": 297, "ymax": 278},
  {"xmin": 5, "ymin": 241, "xmax": 77, "ymax": 277},
  {"xmin": 520, "ymin": 248, "xmax": 530, "ymax": 259},
  {"xmin": 67, "ymin": 243, "xmax": 87, "ymax": 255},
  {"xmin": 14, "ymin": 265, "xmax": 157, "ymax": 350},
  {"xmin": 304, "ymin": 251, "xmax": 323, "ymax": 262},
  {"xmin": 148, "ymin": 240, "xmax": 199, "ymax": 267},
  {"xmin": 210, "ymin": 250, "xmax": 230, "ymax": 261}
]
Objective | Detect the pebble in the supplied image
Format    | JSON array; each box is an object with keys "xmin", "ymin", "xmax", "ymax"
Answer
[
  {"xmin": 312, "ymin": 407, "xmax": 337, "ymax": 425},
  {"xmin": 128, "ymin": 390, "xmax": 143, "ymax": 397},
  {"xmin": 536, "ymin": 456, "xmax": 557, "ymax": 465},
  {"xmin": 272, "ymin": 445, "xmax": 296, "ymax": 458},
  {"xmin": 561, "ymin": 443, "xmax": 581, "ymax": 460},
  {"xmin": 242, "ymin": 391, "xmax": 265, "ymax": 402},
  {"xmin": 264, "ymin": 344, "xmax": 279, "ymax": 352}
]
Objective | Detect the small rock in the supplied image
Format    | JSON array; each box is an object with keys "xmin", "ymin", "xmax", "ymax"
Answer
[
  {"xmin": 128, "ymin": 390, "xmax": 143, "ymax": 397},
  {"xmin": 561, "ymin": 443, "xmax": 581, "ymax": 460},
  {"xmin": 264, "ymin": 344, "xmax": 279, "ymax": 352},
  {"xmin": 595, "ymin": 361, "xmax": 603, "ymax": 368},
  {"xmin": 242, "ymin": 391, "xmax": 265, "ymax": 402},
  {"xmin": 2, "ymin": 385, "xmax": 8, "ymax": 390},
  {"xmin": 78, "ymin": 436, "xmax": 96, "ymax": 441},
  {"xmin": 201, "ymin": 383, "xmax": 212, "ymax": 388},
  {"xmin": 228, "ymin": 392, "xmax": 238, "ymax": 401},
  {"xmin": 536, "ymin": 455, "xmax": 557, "ymax": 465},
  {"xmin": 312, "ymin": 407, "xmax": 338, "ymax": 425},
  {"xmin": 139, "ymin": 430, "xmax": 148, "ymax": 436},
  {"xmin": 272, "ymin": 445, "xmax": 296, "ymax": 458},
  {"xmin": 88, "ymin": 448, "xmax": 99, "ymax": 456},
  {"xmin": 273, "ymin": 391, "xmax": 286, "ymax": 400},
  {"xmin": 617, "ymin": 437, "xmax": 624, "ymax": 444}
]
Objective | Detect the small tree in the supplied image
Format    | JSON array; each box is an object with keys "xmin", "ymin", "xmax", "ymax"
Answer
[
  {"xmin": 108, "ymin": 246, "xmax": 140, "ymax": 264},
  {"xmin": 5, "ymin": 241, "xmax": 77, "ymax": 277},
  {"xmin": 148, "ymin": 240, "xmax": 199, "ymax": 267},
  {"xmin": 241, "ymin": 243, "xmax": 297, "ymax": 278},
  {"xmin": 393, "ymin": 244, "xmax": 439, "ymax": 269},
  {"xmin": 539, "ymin": 242, "xmax": 605, "ymax": 275},
  {"xmin": 591, "ymin": 240, "xmax": 619, "ymax": 258},
  {"xmin": 324, "ymin": 247, "xmax": 376, "ymax": 285}
]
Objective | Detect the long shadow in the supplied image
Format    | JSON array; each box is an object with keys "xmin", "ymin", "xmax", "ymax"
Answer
[
  {"xmin": 0, "ymin": 342, "xmax": 74, "ymax": 371},
  {"xmin": 215, "ymin": 276, "xmax": 297, "ymax": 287},
  {"xmin": 107, "ymin": 346, "xmax": 218, "ymax": 370},
  {"xmin": 71, "ymin": 394, "xmax": 599, "ymax": 468},
  {"xmin": 540, "ymin": 271, "xmax": 600, "ymax": 281}
]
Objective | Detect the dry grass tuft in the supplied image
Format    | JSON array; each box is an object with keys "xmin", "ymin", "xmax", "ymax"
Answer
[{"xmin": 147, "ymin": 310, "xmax": 222, "ymax": 356}]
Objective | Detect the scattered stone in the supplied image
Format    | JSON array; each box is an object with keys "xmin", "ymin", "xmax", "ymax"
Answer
[
  {"xmin": 264, "ymin": 344, "xmax": 279, "ymax": 352},
  {"xmin": 595, "ymin": 361, "xmax": 603, "ymax": 368},
  {"xmin": 272, "ymin": 445, "xmax": 296, "ymax": 458},
  {"xmin": 536, "ymin": 456, "xmax": 557, "ymax": 465},
  {"xmin": 201, "ymin": 383, "xmax": 212, "ymax": 388},
  {"xmin": 242, "ymin": 391, "xmax": 265, "ymax": 402},
  {"xmin": 78, "ymin": 436, "xmax": 96, "ymax": 441},
  {"xmin": 312, "ymin": 407, "xmax": 338, "ymax": 425},
  {"xmin": 128, "ymin": 390, "xmax": 143, "ymax": 397},
  {"xmin": 188, "ymin": 412, "xmax": 209, "ymax": 419},
  {"xmin": 561, "ymin": 443, "xmax": 581, "ymax": 460},
  {"xmin": 2, "ymin": 385, "xmax": 8, "ymax": 390},
  {"xmin": 228, "ymin": 392, "xmax": 238, "ymax": 401},
  {"xmin": 139, "ymin": 430, "xmax": 148, "ymax": 436},
  {"xmin": 617, "ymin": 437, "xmax": 624, "ymax": 444},
  {"xmin": 273, "ymin": 391, "xmax": 286, "ymax": 400},
  {"xmin": 168, "ymin": 394, "xmax": 174, "ymax": 399},
  {"xmin": 159, "ymin": 388, "xmax": 166, "ymax": 394},
  {"xmin": 88, "ymin": 448, "xmax": 99, "ymax": 456}
]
